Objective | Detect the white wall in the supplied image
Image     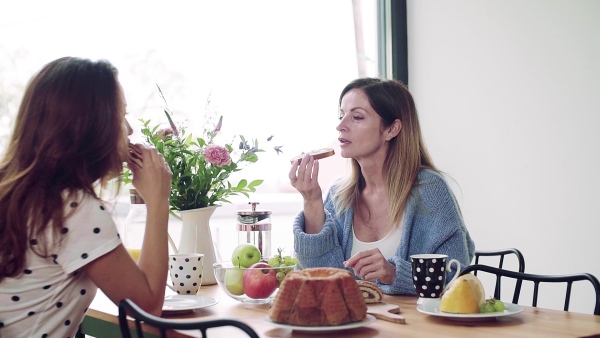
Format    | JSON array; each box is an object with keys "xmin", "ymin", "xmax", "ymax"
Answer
[{"xmin": 408, "ymin": 0, "xmax": 600, "ymax": 313}]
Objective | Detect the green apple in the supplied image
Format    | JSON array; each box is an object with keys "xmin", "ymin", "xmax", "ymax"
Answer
[
  {"xmin": 231, "ymin": 244, "xmax": 261, "ymax": 268},
  {"xmin": 224, "ymin": 268, "xmax": 245, "ymax": 295}
]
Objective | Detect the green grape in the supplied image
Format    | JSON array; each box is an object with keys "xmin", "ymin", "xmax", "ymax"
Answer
[
  {"xmin": 493, "ymin": 300, "xmax": 505, "ymax": 312},
  {"xmin": 284, "ymin": 256, "xmax": 292, "ymax": 264},
  {"xmin": 290, "ymin": 257, "xmax": 299, "ymax": 264},
  {"xmin": 276, "ymin": 271, "xmax": 286, "ymax": 281},
  {"xmin": 267, "ymin": 257, "xmax": 279, "ymax": 267},
  {"xmin": 482, "ymin": 303, "xmax": 495, "ymax": 313}
]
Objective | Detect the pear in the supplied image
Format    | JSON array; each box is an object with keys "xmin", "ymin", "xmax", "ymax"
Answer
[{"xmin": 439, "ymin": 274, "xmax": 485, "ymax": 314}]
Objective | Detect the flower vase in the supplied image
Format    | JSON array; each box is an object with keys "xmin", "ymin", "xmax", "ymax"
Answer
[{"xmin": 177, "ymin": 206, "xmax": 219, "ymax": 285}]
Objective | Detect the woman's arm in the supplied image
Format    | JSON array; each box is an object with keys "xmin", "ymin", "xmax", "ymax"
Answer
[
  {"xmin": 85, "ymin": 145, "xmax": 172, "ymax": 316},
  {"xmin": 293, "ymin": 187, "xmax": 354, "ymax": 271},
  {"xmin": 289, "ymin": 154, "xmax": 325, "ymax": 234}
]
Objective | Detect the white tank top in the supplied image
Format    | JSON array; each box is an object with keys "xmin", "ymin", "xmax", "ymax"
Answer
[{"xmin": 351, "ymin": 223, "xmax": 403, "ymax": 259}]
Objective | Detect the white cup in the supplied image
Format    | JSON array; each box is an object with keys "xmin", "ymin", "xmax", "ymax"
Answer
[{"xmin": 167, "ymin": 253, "xmax": 204, "ymax": 295}]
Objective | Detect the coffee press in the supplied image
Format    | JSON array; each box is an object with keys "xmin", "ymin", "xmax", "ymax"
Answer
[{"xmin": 236, "ymin": 202, "xmax": 272, "ymax": 260}]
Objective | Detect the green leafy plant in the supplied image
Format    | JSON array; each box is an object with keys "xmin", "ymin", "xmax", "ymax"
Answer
[{"xmin": 123, "ymin": 86, "xmax": 283, "ymax": 211}]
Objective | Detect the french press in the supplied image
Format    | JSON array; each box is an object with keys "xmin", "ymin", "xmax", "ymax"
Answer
[{"xmin": 236, "ymin": 202, "xmax": 272, "ymax": 260}]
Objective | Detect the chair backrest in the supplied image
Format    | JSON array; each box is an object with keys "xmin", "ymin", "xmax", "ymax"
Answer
[
  {"xmin": 473, "ymin": 248, "xmax": 526, "ymax": 300},
  {"xmin": 118, "ymin": 299, "xmax": 260, "ymax": 338},
  {"xmin": 460, "ymin": 264, "xmax": 600, "ymax": 315},
  {"xmin": 474, "ymin": 248, "xmax": 526, "ymax": 271}
]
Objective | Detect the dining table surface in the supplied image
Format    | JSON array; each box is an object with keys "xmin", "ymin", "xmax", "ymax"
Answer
[{"xmin": 82, "ymin": 283, "xmax": 600, "ymax": 338}]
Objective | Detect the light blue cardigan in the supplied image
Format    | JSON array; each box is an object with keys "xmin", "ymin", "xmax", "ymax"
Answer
[{"xmin": 293, "ymin": 169, "xmax": 475, "ymax": 295}]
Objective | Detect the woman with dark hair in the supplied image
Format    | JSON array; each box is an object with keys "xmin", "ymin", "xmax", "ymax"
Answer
[
  {"xmin": 0, "ymin": 57, "xmax": 172, "ymax": 337},
  {"xmin": 290, "ymin": 78, "xmax": 475, "ymax": 294}
]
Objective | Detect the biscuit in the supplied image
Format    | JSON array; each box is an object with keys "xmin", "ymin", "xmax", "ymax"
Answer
[{"xmin": 290, "ymin": 148, "xmax": 335, "ymax": 164}]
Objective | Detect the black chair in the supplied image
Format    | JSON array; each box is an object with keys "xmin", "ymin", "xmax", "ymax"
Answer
[
  {"xmin": 460, "ymin": 264, "xmax": 600, "ymax": 315},
  {"xmin": 118, "ymin": 299, "xmax": 260, "ymax": 338},
  {"xmin": 473, "ymin": 248, "xmax": 526, "ymax": 300},
  {"xmin": 474, "ymin": 248, "xmax": 526, "ymax": 272}
]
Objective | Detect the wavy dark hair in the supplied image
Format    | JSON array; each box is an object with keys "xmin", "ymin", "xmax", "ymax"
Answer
[
  {"xmin": 333, "ymin": 78, "xmax": 436, "ymax": 227},
  {"xmin": 0, "ymin": 57, "xmax": 125, "ymax": 281}
]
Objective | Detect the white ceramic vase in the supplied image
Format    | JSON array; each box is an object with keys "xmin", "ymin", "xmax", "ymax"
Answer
[{"xmin": 177, "ymin": 206, "xmax": 219, "ymax": 285}]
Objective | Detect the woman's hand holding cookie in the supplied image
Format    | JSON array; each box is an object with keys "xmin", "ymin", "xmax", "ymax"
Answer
[{"xmin": 289, "ymin": 148, "xmax": 334, "ymax": 203}]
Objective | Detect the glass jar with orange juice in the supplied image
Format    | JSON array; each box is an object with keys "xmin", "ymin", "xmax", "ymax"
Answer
[{"xmin": 123, "ymin": 189, "xmax": 146, "ymax": 262}]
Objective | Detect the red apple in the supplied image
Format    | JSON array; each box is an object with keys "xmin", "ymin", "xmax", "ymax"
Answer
[{"xmin": 243, "ymin": 263, "xmax": 278, "ymax": 299}]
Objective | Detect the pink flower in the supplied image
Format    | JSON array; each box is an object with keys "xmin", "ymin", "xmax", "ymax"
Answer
[{"xmin": 203, "ymin": 144, "xmax": 232, "ymax": 167}]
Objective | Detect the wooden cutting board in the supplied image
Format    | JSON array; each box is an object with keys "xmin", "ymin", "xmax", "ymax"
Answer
[{"xmin": 367, "ymin": 302, "xmax": 406, "ymax": 324}]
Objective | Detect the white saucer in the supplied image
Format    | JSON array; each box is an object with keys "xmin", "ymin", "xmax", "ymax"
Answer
[
  {"xmin": 264, "ymin": 314, "xmax": 376, "ymax": 332},
  {"xmin": 162, "ymin": 295, "xmax": 218, "ymax": 313},
  {"xmin": 417, "ymin": 299, "xmax": 523, "ymax": 321}
]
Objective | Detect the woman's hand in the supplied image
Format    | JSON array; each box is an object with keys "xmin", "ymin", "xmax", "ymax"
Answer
[
  {"xmin": 344, "ymin": 248, "xmax": 397, "ymax": 284},
  {"xmin": 87, "ymin": 144, "xmax": 172, "ymax": 316},
  {"xmin": 289, "ymin": 153, "xmax": 323, "ymax": 203},
  {"xmin": 289, "ymin": 154, "xmax": 325, "ymax": 234},
  {"xmin": 126, "ymin": 143, "xmax": 172, "ymax": 208}
]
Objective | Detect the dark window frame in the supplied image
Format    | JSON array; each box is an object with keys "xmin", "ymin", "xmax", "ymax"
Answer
[{"xmin": 378, "ymin": 0, "xmax": 408, "ymax": 85}]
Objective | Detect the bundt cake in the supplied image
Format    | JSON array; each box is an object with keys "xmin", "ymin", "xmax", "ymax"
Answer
[{"xmin": 269, "ymin": 267, "xmax": 367, "ymax": 326}]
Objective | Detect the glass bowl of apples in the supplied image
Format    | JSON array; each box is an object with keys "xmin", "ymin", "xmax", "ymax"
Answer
[{"xmin": 213, "ymin": 245, "xmax": 298, "ymax": 304}]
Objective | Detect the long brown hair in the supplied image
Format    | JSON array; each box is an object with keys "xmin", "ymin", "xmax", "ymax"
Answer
[
  {"xmin": 333, "ymin": 78, "xmax": 436, "ymax": 227},
  {"xmin": 0, "ymin": 57, "xmax": 125, "ymax": 281}
]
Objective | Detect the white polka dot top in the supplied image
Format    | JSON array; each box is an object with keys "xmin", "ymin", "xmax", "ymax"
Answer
[{"xmin": 0, "ymin": 191, "xmax": 122, "ymax": 338}]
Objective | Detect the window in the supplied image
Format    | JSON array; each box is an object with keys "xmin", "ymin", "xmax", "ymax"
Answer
[{"xmin": 0, "ymin": 0, "xmax": 381, "ymax": 257}]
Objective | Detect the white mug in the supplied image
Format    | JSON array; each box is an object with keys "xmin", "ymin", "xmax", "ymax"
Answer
[{"xmin": 167, "ymin": 253, "xmax": 204, "ymax": 295}]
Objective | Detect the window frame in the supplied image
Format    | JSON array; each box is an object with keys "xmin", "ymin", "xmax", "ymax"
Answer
[{"xmin": 378, "ymin": 0, "xmax": 408, "ymax": 84}]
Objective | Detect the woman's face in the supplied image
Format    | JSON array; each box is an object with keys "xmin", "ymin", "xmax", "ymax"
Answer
[
  {"xmin": 336, "ymin": 88, "xmax": 390, "ymax": 162},
  {"xmin": 117, "ymin": 80, "xmax": 133, "ymax": 163}
]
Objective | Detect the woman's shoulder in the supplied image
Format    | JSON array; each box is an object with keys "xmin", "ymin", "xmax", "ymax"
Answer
[
  {"xmin": 62, "ymin": 189, "xmax": 93, "ymax": 202},
  {"xmin": 62, "ymin": 189, "xmax": 107, "ymax": 212},
  {"xmin": 416, "ymin": 168, "xmax": 448, "ymax": 186},
  {"xmin": 413, "ymin": 168, "xmax": 455, "ymax": 203}
]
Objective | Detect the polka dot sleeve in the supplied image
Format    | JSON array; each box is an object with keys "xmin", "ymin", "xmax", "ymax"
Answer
[{"xmin": 54, "ymin": 193, "xmax": 122, "ymax": 274}]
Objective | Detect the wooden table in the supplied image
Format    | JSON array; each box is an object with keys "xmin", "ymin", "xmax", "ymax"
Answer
[{"xmin": 82, "ymin": 284, "xmax": 600, "ymax": 338}]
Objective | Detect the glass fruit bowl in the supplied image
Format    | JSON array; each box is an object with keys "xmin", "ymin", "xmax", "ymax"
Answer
[{"xmin": 213, "ymin": 262, "xmax": 297, "ymax": 305}]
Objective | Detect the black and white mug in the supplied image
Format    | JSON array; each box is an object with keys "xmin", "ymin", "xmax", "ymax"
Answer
[
  {"xmin": 410, "ymin": 254, "xmax": 461, "ymax": 300},
  {"xmin": 167, "ymin": 253, "xmax": 204, "ymax": 295}
]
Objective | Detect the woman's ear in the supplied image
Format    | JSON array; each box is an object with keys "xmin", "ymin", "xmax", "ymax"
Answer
[{"xmin": 385, "ymin": 119, "xmax": 402, "ymax": 141}]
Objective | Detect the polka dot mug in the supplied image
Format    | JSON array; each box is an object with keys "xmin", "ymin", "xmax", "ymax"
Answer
[
  {"xmin": 410, "ymin": 254, "xmax": 461, "ymax": 301},
  {"xmin": 167, "ymin": 253, "xmax": 204, "ymax": 295}
]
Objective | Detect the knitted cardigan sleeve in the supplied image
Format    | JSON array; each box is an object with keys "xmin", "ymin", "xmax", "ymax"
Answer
[{"xmin": 292, "ymin": 185, "xmax": 351, "ymax": 271}]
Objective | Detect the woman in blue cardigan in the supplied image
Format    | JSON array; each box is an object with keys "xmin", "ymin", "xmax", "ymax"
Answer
[{"xmin": 289, "ymin": 78, "xmax": 475, "ymax": 295}]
